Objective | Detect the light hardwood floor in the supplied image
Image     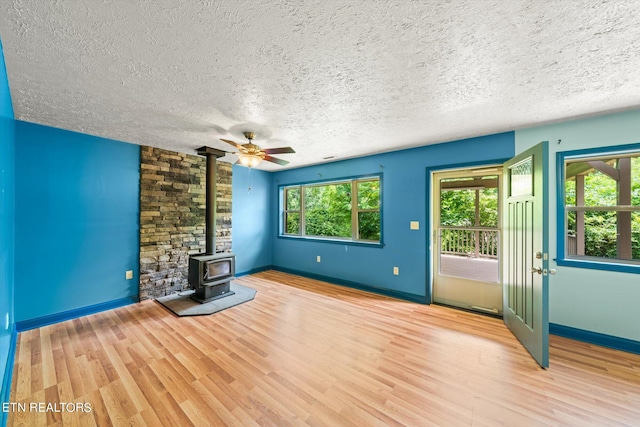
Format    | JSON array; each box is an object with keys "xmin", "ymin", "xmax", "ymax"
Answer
[{"xmin": 9, "ymin": 270, "xmax": 640, "ymax": 426}]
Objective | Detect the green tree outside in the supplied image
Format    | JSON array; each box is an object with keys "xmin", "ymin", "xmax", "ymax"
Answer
[{"xmin": 284, "ymin": 179, "xmax": 381, "ymax": 240}]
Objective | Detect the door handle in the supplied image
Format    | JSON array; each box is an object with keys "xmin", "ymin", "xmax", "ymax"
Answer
[{"xmin": 530, "ymin": 267, "xmax": 542, "ymax": 275}]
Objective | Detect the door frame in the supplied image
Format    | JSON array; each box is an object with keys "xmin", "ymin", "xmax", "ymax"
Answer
[
  {"xmin": 431, "ymin": 167, "xmax": 504, "ymax": 315},
  {"xmin": 426, "ymin": 159, "xmax": 512, "ymax": 302}
]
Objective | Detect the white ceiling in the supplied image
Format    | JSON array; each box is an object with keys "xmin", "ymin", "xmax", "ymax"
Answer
[{"xmin": 1, "ymin": 1, "xmax": 639, "ymax": 170}]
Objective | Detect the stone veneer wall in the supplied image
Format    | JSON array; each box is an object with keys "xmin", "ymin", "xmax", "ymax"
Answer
[{"xmin": 139, "ymin": 146, "xmax": 232, "ymax": 300}]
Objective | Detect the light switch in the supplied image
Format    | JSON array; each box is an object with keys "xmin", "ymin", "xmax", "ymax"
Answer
[
  {"xmin": 125, "ymin": 270, "xmax": 133, "ymax": 280},
  {"xmin": 410, "ymin": 221, "xmax": 419, "ymax": 230}
]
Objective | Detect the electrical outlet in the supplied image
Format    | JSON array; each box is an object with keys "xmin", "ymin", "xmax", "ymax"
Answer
[
  {"xmin": 317, "ymin": 256, "xmax": 321, "ymax": 263},
  {"xmin": 410, "ymin": 221, "xmax": 419, "ymax": 230},
  {"xmin": 125, "ymin": 270, "xmax": 133, "ymax": 280},
  {"xmin": 393, "ymin": 266, "xmax": 399, "ymax": 275}
]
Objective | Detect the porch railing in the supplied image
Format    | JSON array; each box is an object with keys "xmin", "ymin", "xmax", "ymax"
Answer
[
  {"xmin": 566, "ymin": 234, "xmax": 577, "ymax": 255},
  {"xmin": 440, "ymin": 227, "xmax": 499, "ymax": 259}
]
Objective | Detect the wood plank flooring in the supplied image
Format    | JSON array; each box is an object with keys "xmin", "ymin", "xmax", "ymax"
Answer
[{"xmin": 8, "ymin": 270, "xmax": 640, "ymax": 426}]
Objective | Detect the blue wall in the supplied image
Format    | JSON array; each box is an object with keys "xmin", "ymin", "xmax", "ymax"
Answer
[
  {"xmin": 14, "ymin": 122, "xmax": 140, "ymax": 323},
  {"xmin": 232, "ymin": 165, "xmax": 272, "ymax": 274},
  {"xmin": 271, "ymin": 133, "xmax": 514, "ymax": 300},
  {"xmin": 0, "ymin": 38, "xmax": 15, "ymax": 416}
]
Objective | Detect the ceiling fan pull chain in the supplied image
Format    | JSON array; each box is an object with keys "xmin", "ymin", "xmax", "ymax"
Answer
[{"xmin": 248, "ymin": 167, "xmax": 252, "ymax": 193}]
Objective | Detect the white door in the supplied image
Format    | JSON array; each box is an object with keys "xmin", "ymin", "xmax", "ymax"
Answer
[{"xmin": 432, "ymin": 168, "xmax": 503, "ymax": 315}]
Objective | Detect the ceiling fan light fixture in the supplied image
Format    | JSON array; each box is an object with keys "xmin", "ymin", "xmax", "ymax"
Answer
[
  {"xmin": 238, "ymin": 153, "xmax": 263, "ymax": 168},
  {"xmin": 220, "ymin": 131, "xmax": 293, "ymax": 167}
]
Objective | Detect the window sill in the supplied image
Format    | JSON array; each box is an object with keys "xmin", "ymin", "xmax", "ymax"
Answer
[
  {"xmin": 277, "ymin": 234, "xmax": 385, "ymax": 248},
  {"xmin": 556, "ymin": 257, "xmax": 640, "ymax": 274}
]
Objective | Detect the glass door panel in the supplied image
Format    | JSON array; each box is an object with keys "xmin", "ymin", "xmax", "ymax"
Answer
[{"xmin": 433, "ymin": 170, "xmax": 503, "ymax": 315}]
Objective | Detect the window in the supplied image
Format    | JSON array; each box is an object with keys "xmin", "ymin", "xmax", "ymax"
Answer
[
  {"xmin": 283, "ymin": 187, "xmax": 301, "ymax": 234},
  {"xmin": 282, "ymin": 176, "xmax": 381, "ymax": 243},
  {"xmin": 559, "ymin": 145, "xmax": 640, "ymax": 271},
  {"xmin": 439, "ymin": 176, "xmax": 499, "ymax": 227}
]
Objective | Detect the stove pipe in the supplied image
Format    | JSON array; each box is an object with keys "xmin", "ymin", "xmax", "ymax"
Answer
[{"xmin": 196, "ymin": 146, "xmax": 226, "ymax": 255}]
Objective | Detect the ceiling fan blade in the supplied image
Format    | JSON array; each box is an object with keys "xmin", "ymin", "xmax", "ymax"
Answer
[
  {"xmin": 262, "ymin": 147, "xmax": 295, "ymax": 155},
  {"xmin": 264, "ymin": 155, "xmax": 289, "ymax": 166},
  {"xmin": 220, "ymin": 138, "xmax": 244, "ymax": 150}
]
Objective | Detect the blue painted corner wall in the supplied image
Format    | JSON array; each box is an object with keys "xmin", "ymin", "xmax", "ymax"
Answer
[
  {"xmin": 232, "ymin": 165, "xmax": 272, "ymax": 274},
  {"xmin": 270, "ymin": 132, "xmax": 515, "ymax": 300},
  {"xmin": 0, "ymin": 37, "xmax": 16, "ymax": 425},
  {"xmin": 14, "ymin": 122, "xmax": 140, "ymax": 323}
]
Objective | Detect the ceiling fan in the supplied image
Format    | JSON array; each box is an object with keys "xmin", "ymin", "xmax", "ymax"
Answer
[{"xmin": 220, "ymin": 132, "xmax": 295, "ymax": 167}]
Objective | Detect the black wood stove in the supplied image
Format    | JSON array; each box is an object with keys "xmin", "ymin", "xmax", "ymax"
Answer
[{"xmin": 188, "ymin": 146, "xmax": 236, "ymax": 303}]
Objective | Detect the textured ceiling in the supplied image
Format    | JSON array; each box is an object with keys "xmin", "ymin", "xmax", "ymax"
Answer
[{"xmin": 1, "ymin": 0, "xmax": 639, "ymax": 170}]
